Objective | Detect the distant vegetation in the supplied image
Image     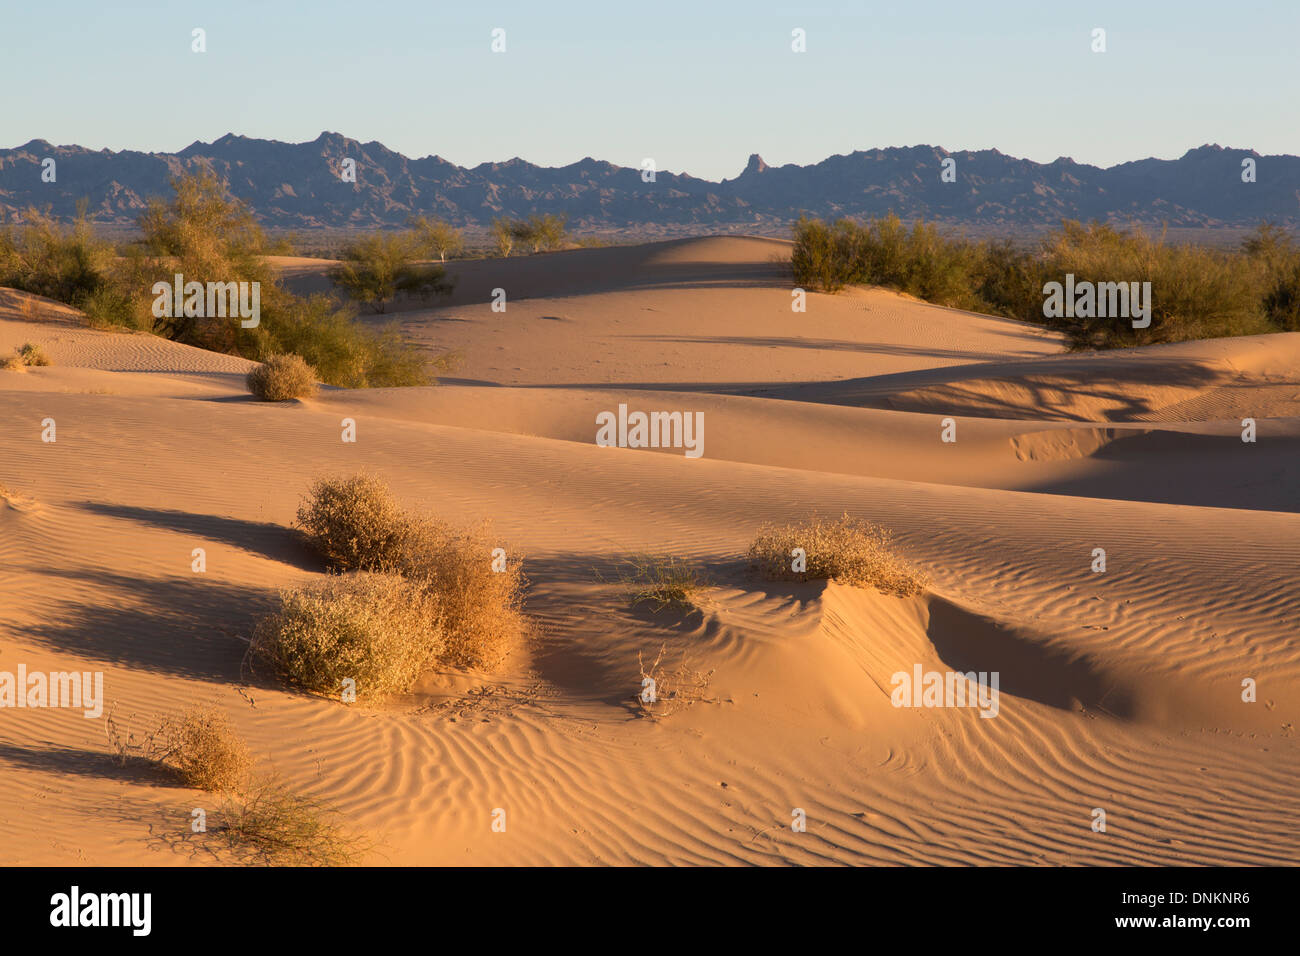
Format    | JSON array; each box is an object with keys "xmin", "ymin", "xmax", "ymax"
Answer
[
  {"xmin": 0, "ymin": 173, "xmax": 446, "ymax": 387},
  {"xmin": 792, "ymin": 215, "xmax": 1300, "ymax": 348},
  {"xmin": 328, "ymin": 232, "xmax": 452, "ymax": 313},
  {"xmin": 408, "ymin": 215, "xmax": 465, "ymax": 262},
  {"xmin": 491, "ymin": 214, "xmax": 568, "ymax": 257}
]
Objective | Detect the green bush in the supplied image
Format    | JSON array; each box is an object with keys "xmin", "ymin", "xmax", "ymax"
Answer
[
  {"xmin": 2, "ymin": 172, "xmax": 444, "ymax": 388},
  {"xmin": 792, "ymin": 216, "xmax": 1300, "ymax": 348},
  {"xmin": 329, "ymin": 232, "xmax": 453, "ymax": 313}
]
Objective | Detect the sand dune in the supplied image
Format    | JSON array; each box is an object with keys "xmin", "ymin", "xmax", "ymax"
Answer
[{"xmin": 2, "ymin": 237, "xmax": 1297, "ymax": 866}]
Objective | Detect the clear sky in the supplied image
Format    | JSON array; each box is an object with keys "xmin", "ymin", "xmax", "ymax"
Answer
[{"xmin": 2, "ymin": 0, "xmax": 1296, "ymax": 181}]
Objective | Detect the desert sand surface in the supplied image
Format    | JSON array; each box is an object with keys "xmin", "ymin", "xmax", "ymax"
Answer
[{"xmin": 2, "ymin": 237, "xmax": 1298, "ymax": 866}]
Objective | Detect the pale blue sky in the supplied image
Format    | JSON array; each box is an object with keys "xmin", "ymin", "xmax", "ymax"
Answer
[{"xmin": 2, "ymin": 0, "xmax": 1296, "ymax": 180}]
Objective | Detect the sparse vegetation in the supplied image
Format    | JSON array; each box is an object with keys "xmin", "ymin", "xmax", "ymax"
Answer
[
  {"xmin": 246, "ymin": 353, "xmax": 318, "ymax": 401},
  {"xmin": 491, "ymin": 217, "xmax": 515, "ymax": 258},
  {"xmin": 157, "ymin": 706, "xmax": 254, "ymax": 792},
  {"xmin": 104, "ymin": 703, "xmax": 252, "ymax": 792},
  {"xmin": 511, "ymin": 214, "xmax": 569, "ymax": 253},
  {"xmin": 1, "ymin": 342, "xmax": 51, "ymax": 370},
  {"xmin": 2, "ymin": 172, "xmax": 441, "ymax": 388},
  {"xmin": 408, "ymin": 215, "xmax": 465, "ymax": 262},
  {"xmin": 0, "ymin": 202, "xmax": 118, "ymax": 309},
  {"xmin": 211, "ymin": 778, "xmax": 368, "ymax": 866},
  {"xmin": 792, "ymin": 215, "xmax": 1300, "ymax": 348},
  {"xmin": 329, "ymin": 232, "xmax": 453, "ymax": 313},
  {"xmin": 251, "ymin": 572, "xmax": 445, "ymax": 701},
  {"xmin": 611, "ymin": 554, "xmax": 709, "ymax": 611},
  {"xmin": 294, "ymin": 473, "xmax": 413, "ymax": 572},
  {"xmin": 748, "ymin": 514, "xmax": 928, "ymax": 597},
  {"xmin": 260, "ymin": 473, "xmax": 528, "ymax": 691},
  {"xmin": 636, "ymin": 643, "xmax": 715, "ymax": 719}
]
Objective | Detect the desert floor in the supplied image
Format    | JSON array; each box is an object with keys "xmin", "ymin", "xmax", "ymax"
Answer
[{"xmin": 2, "ymin": 236, "xmax": 1298, "ymax": 865}]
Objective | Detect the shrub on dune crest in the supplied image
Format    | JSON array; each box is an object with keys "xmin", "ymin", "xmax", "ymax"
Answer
[
  {"xmin": 246, "ymin": 353, "xmax": 318, "ymax": 401},
  {"xmin": 792, "ymin": 216, "xmax": 1300, "ymax": 348},
  {"xmin": 748, "ymin": 515, "xmax": 928, "ymax": 597}
]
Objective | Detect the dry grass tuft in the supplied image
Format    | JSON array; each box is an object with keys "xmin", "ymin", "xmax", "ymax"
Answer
[
  {"xmin": 610, "ymin": 554, "xmax": 709, "ymax": 611},
  {"xmin": 251, "ymin": 572, "xmax": 444, "ymax": 701},
  {"xmin": 246, "ymin": 353, "xmax": 318, "ymax": 401},
  {"xmin": 213, "ymin": 778, "xmax": 369, "ymax": 866},
  {"xmin": 157, "ymin": 706, "xmax": 254, "ymax": 792},
  {"xmin": 748, "ymin": 514, "xmax": 928, "ymax": 597}
]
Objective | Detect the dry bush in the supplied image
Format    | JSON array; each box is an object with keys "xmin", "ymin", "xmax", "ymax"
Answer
[
  {"xmin": 246, "ymin": 353, "xmax": 318, "ymax": 401},
  {"xmin": 213, "ymin": 779, "xmax": 367, "ymax": 866},
  {"xmin": 156, "ymin": 706, "xmax": 253, "ymax": 792},
  {"xmin": 18, "ymin": 342, "xmax": 51, "ymax": 366},
  {"xmin": 636, "ymin": 643, "xmax": 715, "ymax": 719},
  {"xmin": 291, "ymin": 474, "xmax": 529, "ymax": 673},
  {"xmin": 294, "ymin": 473, "xmax": 412, "ymax": 572},
  {"xmin": 251, "ymin": 572, "xmax": 444, "ymax": 701},
  {"xmin": 610, "ymin": 554, "xmax": 709, "ymax": 611},
  {"xmin": 0, "ymin": 354, "xmax": 23, "ymax": 371},
  {"xmin": 748, "ymin": 514, "xmax": 928, "ymax": 597},
  {"xmin": 395, "ymin": 518, "xmax": 528, "ymax": 670}
]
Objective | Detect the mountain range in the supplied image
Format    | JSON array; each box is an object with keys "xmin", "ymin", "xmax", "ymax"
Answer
[{"xmin": 1, "ymin": 132, "xmax": 1296, "ymax": 231}]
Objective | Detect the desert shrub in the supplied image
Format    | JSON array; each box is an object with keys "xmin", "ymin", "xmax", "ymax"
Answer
[
  {"xmin": 609, "ymin": 554, "xmax": 709, "ymax": 611},
  {"xmin": 1, "ymin": 354, "xmax": 24, "ymax": 371},
  {"xmin": 213, "ymin": 778, "xmax": 368, "ymax": 866},
  {"xmin": 748, "ymin": 515, "xmax": 928, "ymax": 597},
  {"xmin": 408, "ymin": 215, "xmax": 465, "ymax": 262},
  {"xmin": 251, "ymin": 572, "xmax": 444, "ymax": 700},
  {"xmin": 294, "ymin": 473, "xmax": 413, "ymax": 571},
  {"xmin": 1245, "ymin": 224, "xmax": 1300, "ymax": 332},
  {"xmin": 290, "ymin": 474, "xmax": 527, "ymax": 672},
  {"xmin": 0, "ymin": 204, "xmax": 116, "ymax": 307},
  {"xmin": 491, "ymin": 217, "xmax": 515, "ymax": 257},
  {"xmin": 80, "ymin": 282, "xmax": 140, "ymax": 330},
  {"xmin": 157, "ymin": 706, "xmax": 253, "ymax": 792},
  {"xmin": 132, "ymin": 172, "xmax": 438, "ymax": 386},
  {"xmin": 17, "ymin": 343, "xmax": 50, "ymax": 366},
  {"xmin": 1037, "ymin": 221, "xmax": 1267, "ymax": 347},
  {"xmin": 792, "ymin": 215, "xmax": 1294, "ymax": 348},
  {"xmin": 394, "ymin": 518, "xmax": 528, "ymax": 670},
  {"xmin": 508, "ymin": 214, "xmax": 568, "ymax": 253},
  {"xmin": 246, "ymin": 353, "xmax": 318, "ymax": 401},
  {"xmin": 329, "ymin": 232, "xmax": 453, "ymax": 313}
]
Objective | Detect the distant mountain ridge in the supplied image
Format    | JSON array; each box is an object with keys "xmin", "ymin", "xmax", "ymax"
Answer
[{"xmin": 1, "ymin": 132, "xmax": 1296, "ymax": 230}]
